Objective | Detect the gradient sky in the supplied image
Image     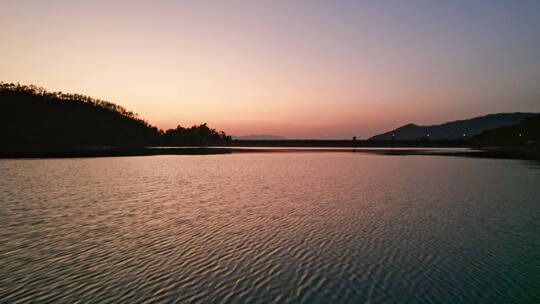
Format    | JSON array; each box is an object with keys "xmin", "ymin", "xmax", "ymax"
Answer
[{"xmin": 1, "ymin": 0, "xmax": 539, "ymax": 138}]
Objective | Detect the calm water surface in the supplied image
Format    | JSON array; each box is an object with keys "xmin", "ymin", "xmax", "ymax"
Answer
[{"xmin": 1, "ymin": 152, "xmax": 539, "ymax": 303}]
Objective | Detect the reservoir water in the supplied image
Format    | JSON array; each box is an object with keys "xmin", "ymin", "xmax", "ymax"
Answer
[{"xmin": 1, "ymin": 152, "xmax": 539, "ymax": 303}]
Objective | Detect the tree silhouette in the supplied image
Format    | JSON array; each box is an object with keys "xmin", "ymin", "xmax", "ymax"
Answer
[
  {"xmin": 475, "ymin": 114, "xmax": 540, "ymax": 148},
  {"xmin": 0, "ymin": 82, "xmax": 231, "ymax": 148}
]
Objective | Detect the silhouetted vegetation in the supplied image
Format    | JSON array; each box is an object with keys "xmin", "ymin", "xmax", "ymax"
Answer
[
  {"xmin": 0, "ymin": 83, "xmax": 230, "ymax": 147},
  {"xmin": 475, "ymin": 114, "xmax": 540, "ymax": 148},
  {"xmin": 162, "ymin": 123, "xmax": 231, "ymax": 146}
]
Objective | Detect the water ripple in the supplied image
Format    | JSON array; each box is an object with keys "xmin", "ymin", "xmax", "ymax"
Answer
[{"xmin": 1, "ymin": 154, "xmax": 539, "ymax": 303}]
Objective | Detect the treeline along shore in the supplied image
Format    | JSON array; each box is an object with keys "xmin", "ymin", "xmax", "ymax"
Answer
[
  {"xmin": 0, "ymin": 83, "xmax": 231, "ymax": 148},
  {"xmin": 1, "ymin": 83, "xmax": 538, "ymax": 159}
]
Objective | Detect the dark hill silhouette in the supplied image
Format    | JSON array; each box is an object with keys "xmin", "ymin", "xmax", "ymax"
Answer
[
  {"xmin": 0, "ymin": 83, "xmax": 230, "ymax": 147},
  {"xmin": 369, "ymin": 113, "xmax": 538, "ymax": 141},
  {"xmin": 161, "ymin": 123, "xmax": 231, "ymax": 146},
  {"xmin": 475, "ymin": 114, "xmax": 540, "ymax": 148}
]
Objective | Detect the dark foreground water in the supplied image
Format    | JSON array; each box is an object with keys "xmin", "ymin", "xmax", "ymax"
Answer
[{"xmin": 1, "ymin": 152, "xmax": 539, "ymax": 303}]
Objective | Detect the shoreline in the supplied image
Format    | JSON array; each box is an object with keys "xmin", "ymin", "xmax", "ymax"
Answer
[{"xmin": 1, "ymin": 146, "xmax": 539, "ymax": 160}]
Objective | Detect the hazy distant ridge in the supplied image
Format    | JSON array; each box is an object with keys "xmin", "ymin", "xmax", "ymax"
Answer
[
  {"xmin": 369, "ymin": 113, "xmax": 538, "ymax": 140},
  {"xmin": 233, "ymin": 134, "xmax": 286, "ymax": 140}
]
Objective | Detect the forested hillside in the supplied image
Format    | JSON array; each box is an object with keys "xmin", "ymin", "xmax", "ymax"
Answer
[{"xmin": 0, "ymin": 83, "xmax": 230, "ymax": 147}]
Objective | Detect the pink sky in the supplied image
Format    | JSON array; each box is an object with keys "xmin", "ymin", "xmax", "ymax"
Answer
[{"xmin": 1, "ymin": 1, "xmax": 538, "ymax": 138}]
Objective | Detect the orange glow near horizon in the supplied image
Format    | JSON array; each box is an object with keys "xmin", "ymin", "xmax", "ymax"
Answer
[{"xmin": 1, "ymin": 1, "xmax": 538, "ymax": 138}]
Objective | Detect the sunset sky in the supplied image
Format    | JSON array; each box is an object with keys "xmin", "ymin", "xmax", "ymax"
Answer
[{"xmin": 1, "ymin": 0, "xmax": 539, "ymax": 138}]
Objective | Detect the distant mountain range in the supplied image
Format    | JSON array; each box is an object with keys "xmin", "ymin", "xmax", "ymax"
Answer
[
  {"xmin": 233, "ymin": 134, "xmax": 286, "ymax": 140},
  {"xmin": 369, "ymin": 113, "xmax": 538, "ymax": 140}
]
